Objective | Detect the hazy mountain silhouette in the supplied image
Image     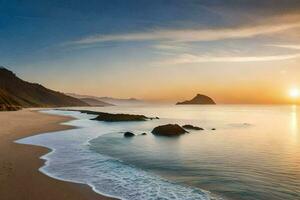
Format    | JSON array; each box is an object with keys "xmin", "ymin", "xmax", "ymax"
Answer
[
  {"xmin": 68, "ymin": 93, "xmax": 143, "ymax": 105},
  {"xmin": 98, "ymin": 97, "xmax": 143, "ymax": 105},
  {"xmin": 80, "ymin": 98, "xmax": 114, "ymax": 107},
  {"xmin": 0, "ymin": 67, "xmax": 88, "ymax": 110}
]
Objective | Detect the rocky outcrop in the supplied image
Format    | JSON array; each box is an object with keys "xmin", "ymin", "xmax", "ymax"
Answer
[
  {"xmin": 0, "ymin": 104, "xmax": 21, "ymax": 111},
  {"xmin": 182, "ymin": 124, "xmax": 204, "ymax": 130},
  {"xmin": 59, "ymin": 109, "xmax": 159, "ymax": 122},
  {"xmin": 152, "ymin": 124, "xmax": 187, "ymax": 136},
  {"xmin": 92, "ymin": 112, "xmax": 154, "ymax": 122},
  {"xmin": 124, "ymin": 132, "xmax": 135, "ymax": 137},
  {"xmin": 176, "ymin": 94, "xmax": 216, "ymax": 105}
]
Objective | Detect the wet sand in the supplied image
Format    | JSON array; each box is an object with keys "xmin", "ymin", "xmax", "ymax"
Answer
[{"xmin": 0, "ymin": 109, "xmax": 115, "ymax": 200}]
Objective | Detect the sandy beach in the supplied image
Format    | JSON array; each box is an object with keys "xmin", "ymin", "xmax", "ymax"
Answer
[{"xmin": 0, "ymin": 109, "xmax": 115, "ymax": 200}]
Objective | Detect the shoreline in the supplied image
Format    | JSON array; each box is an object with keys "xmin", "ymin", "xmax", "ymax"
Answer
[
  {"xmin": 22, "ymin": 109, "xmax": 217, "ymax": 200},
  {"xmin": 0, "ymin": 109, "xmax": 116, "ymax": 200}
]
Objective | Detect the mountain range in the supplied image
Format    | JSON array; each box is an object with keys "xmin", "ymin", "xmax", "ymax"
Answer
[
  {"xmin": 0, "ymin": 67, "xmax": 214, "ymax": 111},
  {"xmin": 0, "ymin": 67, "xmax": 88, "ymax": 111},
  {"xmin": 67, "ymin": 93, "xmax": 144, "ymax": 106}
]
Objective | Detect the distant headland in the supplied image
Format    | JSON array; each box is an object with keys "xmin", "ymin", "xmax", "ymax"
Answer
[{"xmin": 176, "ymin": 94, "xmax": 216, "ymax": 105}]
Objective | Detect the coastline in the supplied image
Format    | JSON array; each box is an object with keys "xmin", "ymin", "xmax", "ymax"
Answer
[
  {"xmin": 18, "ymin": 109, "xmax": 215, "ymax": 200},
  {"xmin": 0, "ymin": 109, "xmax": 115, "ymax": 200}
]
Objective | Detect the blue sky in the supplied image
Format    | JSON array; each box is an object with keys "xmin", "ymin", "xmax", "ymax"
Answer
[{"xmin": 1, "ymin": 0, "xmax": 300, "ymax": 103}]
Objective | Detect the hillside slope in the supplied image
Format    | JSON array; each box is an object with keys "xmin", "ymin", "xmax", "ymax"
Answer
[{"xmin": 0, "ymin": 67, "xmax": 88, "ymax": 110}]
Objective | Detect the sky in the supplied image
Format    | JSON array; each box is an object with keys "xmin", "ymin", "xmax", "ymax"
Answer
[{"xmin": 1, "ymin": 0, "xmax": 300, "ymax": 104}]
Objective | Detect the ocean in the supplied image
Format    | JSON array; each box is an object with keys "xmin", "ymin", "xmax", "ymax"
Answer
[{"xmin": 16, "ymin": 105, "xmax": 300, "ymax": 200}]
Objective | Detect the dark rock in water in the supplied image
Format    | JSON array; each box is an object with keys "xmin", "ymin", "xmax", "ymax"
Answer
[
  {"xmin": 176, "ymin": 94, "xmax": 216, "ymax": 105},
  {"xmin": 155, "ymin": 117, "xmax": 160, "ymax": 119},
  {"xmin": 124, "ymin": 132, "xmax": 135, "ymax": 137},
  {"xmin": 56, "ymin": 109, "xmax": 159, "ymax": 122},
  {"xmin": 94, "ymin": 112, "xmax": 148, "ymax": 122},
  {"xmin": 141, "ymin": 133, "xmax": 147, "ymax": 135},
  {"xmin": 152, "ymin": 124, "xmax": 187, "ymax": 136},
  {"xmin": 211, "ymin": 128, "xmax": 216, "ymax": 130},
  {"xmin": 182, "ymin": 124, "xmax": 204, "ymax": 130}
]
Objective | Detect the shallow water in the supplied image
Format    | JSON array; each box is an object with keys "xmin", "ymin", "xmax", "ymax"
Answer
[{"xmin": 17, "ymin": 105, "xmax": 300, "ymax": 200}]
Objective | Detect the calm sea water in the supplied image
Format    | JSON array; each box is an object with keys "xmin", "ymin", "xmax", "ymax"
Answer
[{"xmin": 17, "ymin": 105, "xmax": 300, "ymax": 200}]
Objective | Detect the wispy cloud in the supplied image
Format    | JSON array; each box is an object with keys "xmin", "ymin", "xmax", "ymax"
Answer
[
  {"xmin": 72, "ymin": 20, "xmax": 300, "ymax": 45},
  {"xmin": 268, "ymin": 44, "xmax": 300, "ymax": 50},
  {"xmin": 159, "ymin": 53, "xmax": 300, "ymax": 65},
  {"xmin": 152, "ymin": 43, "xmax": 190, "ymax": 51}
]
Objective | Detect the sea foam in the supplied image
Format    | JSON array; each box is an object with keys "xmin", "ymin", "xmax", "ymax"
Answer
[{"xmin": 16, "ymin": 110, "xmax": 214, "ymax": 200}]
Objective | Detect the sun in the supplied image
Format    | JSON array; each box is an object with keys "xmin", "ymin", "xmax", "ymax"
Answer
[{"xmin": 289, "ymin": 88, "xmax": 300, "ymax": 98}]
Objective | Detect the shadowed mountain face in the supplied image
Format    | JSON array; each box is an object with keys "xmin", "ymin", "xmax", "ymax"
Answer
[
  {"xmin": 0, "ymin": 67, "xmax": 88, "ymax": 110},
  {"xmin": 176, "ymin": 94, "xmax": 216, "ymax": 105}
]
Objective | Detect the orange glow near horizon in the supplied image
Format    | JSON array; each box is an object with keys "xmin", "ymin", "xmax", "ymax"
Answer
[{"xmin": 4, "ymin": 3, "xmax": 300, "ymax": 106}]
